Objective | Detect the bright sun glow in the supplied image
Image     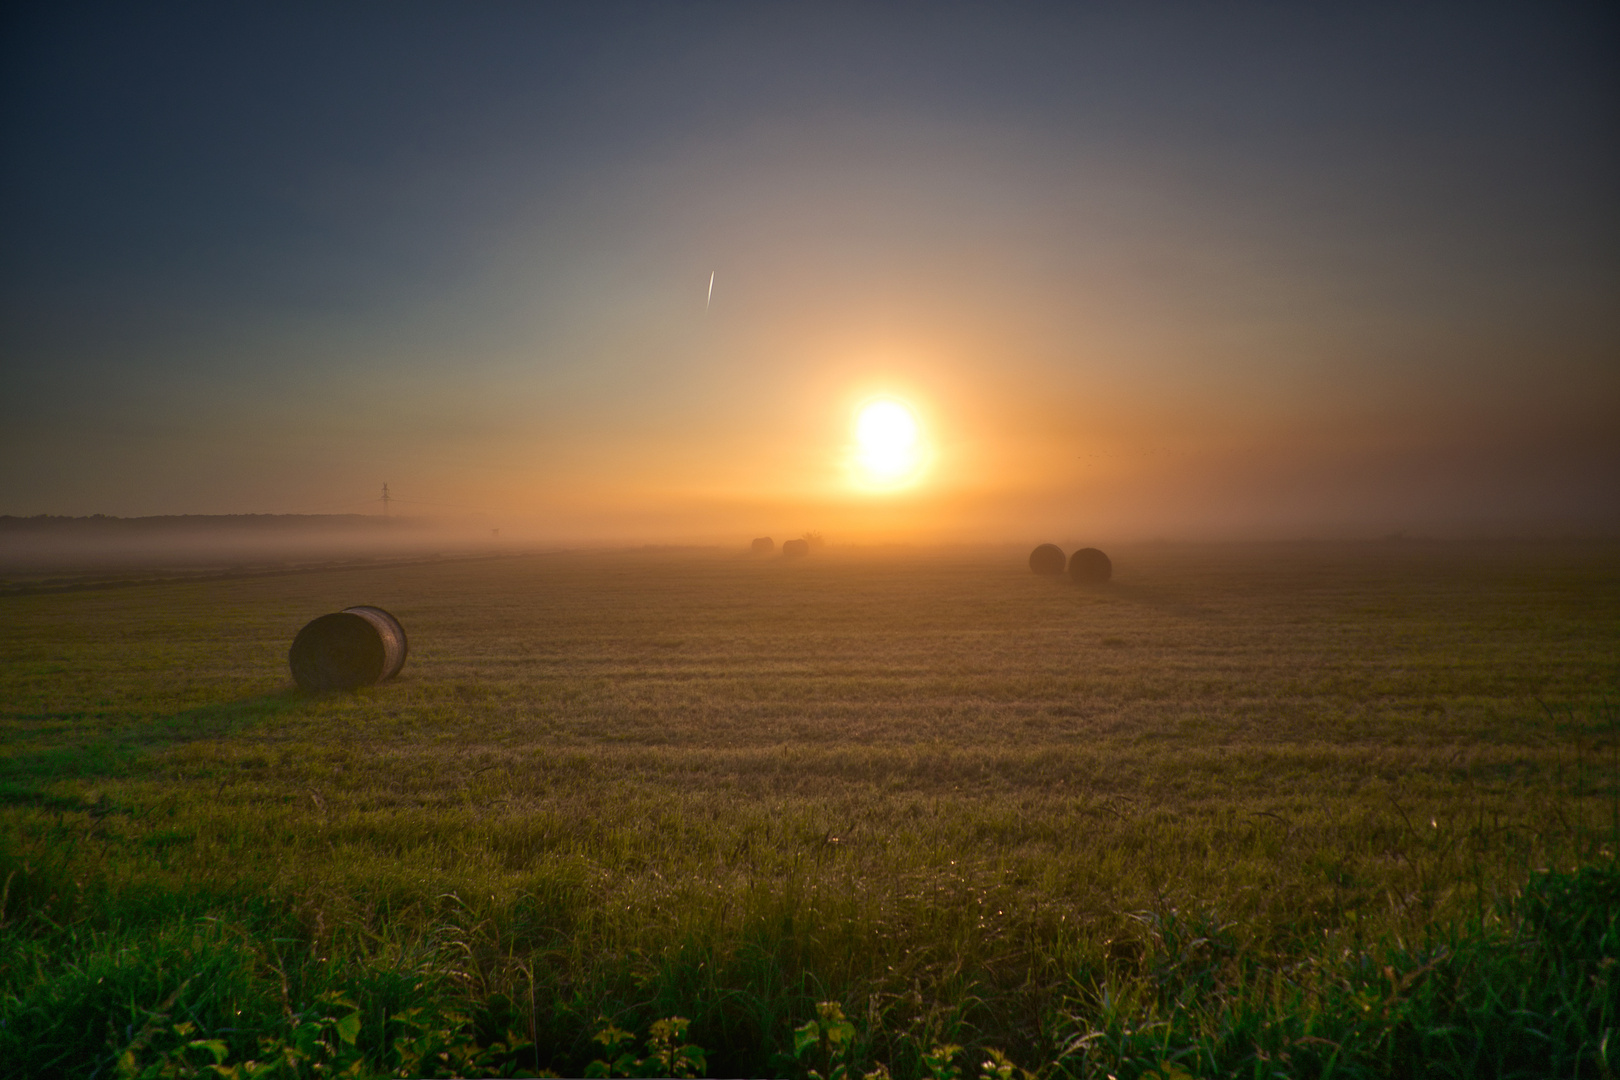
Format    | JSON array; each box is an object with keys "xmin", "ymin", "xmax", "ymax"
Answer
[{"xmin": 853, "ymin": 398, "xmax": 924, "ymax": 486}]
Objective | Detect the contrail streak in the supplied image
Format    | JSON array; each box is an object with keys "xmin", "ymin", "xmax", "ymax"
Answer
[{"xmin": 707, "ymin": 271, "xmax": 714, "ymax": 310}]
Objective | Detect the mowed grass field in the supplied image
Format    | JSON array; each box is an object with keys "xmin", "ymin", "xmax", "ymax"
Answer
[{"xmin": 2, "ymin": 541, "xmax": 1617, "ymax": 1078}]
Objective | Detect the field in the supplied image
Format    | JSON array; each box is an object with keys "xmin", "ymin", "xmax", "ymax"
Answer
[{"xmin": 2, "ymin": 541, "xmax": 1617, "ymax": 1078}]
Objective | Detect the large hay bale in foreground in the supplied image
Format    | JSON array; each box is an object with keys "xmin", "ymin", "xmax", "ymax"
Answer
[
  {"xmin": 782, "ymin": 538, "xmax": 810, "ymax": 558},
  {"xmin": 1068, "ymin": 547, "xmax": 1112, "ymax": 584},
  {"xmin": 751, "ymin": 536, "xmax": 775, "ymax": 555},
  {"xmin": 288, "ymin": 605, "xmax": 408, "ymax": 691},
  {"xmin": 1028, "ymin": 543, "xmax": 1066, "ymax": 575}
]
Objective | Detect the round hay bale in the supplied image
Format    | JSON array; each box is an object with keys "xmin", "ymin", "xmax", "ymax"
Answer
[
  {"xmin": 288, "ymin": 605, "xmax": 408, "ymax": 691},
  {"xmin": 781, "ymin": 538, "xmax": 810, "ymax": 558},
  {"xmin": 1028, "ymin": 543, "xmax": 1066, "ymax": 575},
  {"xmin": 751, "ymin": 536, "xmax": 775, "ymax": 555},
  {"xmin": 1068, "ymin": 547, "xmax": 1112, "ymax": 584}
]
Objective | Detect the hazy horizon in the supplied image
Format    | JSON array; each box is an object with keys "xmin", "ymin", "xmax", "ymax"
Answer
[
  {"xmin": 3, "ymin": 509, "xmax": 1614, "ymax": 575},
  {"xmin": 4, "ymin": 4, "xmax": 1616, "ymax": 542}
]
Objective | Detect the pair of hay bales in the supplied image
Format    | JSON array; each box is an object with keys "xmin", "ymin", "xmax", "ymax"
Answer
[
  {"xmin": 751, "ymin": 536, "xmax": 810, "ymax": 558},
  {"xmin": 288, "ymin": 605, "xmax": 408, "ymax": 691},
  {"xmin": 1030, "ymin": 543, "xmax": 1112, "ymax": 583}
]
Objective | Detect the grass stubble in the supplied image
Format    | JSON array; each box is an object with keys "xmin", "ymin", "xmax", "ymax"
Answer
[{"xmin": 0, "ymin": 541, "xmax": 1616, "ymax": 1077}]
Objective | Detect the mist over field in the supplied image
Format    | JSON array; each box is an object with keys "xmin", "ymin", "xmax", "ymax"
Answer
[{"xmin": 0, "ymin": 514, "xmax": 511, "ymax": 577}]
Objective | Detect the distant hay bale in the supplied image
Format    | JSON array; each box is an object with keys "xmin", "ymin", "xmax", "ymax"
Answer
[
  {"xmin": 1068, "ymin": 547, "xmax": 1112, "ymax": 584},
  {"xmin": 782, "ymin": 538, "xmax": 810, "ymax": 558},
  {"xmin": 1028, "ymin": 543, "xmax": 1066, "ymax": 575},
  {"xmin": 751, "ymin": 536, "xmax": 775, "ymax": 555},
  {"xmin": 288, "ymin": 605, "xmax": 408, "ymax": 691}
]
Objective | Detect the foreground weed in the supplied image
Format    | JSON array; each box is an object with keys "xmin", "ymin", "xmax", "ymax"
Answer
[
  {"xmin": 919, "ymin": 1043, "xmax": 964, "ymax": 1080},
  {"xmin": 783, "ymin": 1001, "xmax": 1023, "ymax": 1080},
  {"xmin": 118, "ymin": 1021, "xmax": 231, "ymax": 1080},
  {"xmin": 106, "ymin": 984, "xmax": 534, "ymax": 1079},
  {"xmin": 586, "ymin": 1015, "xmax": 705, "ymax": 1078},
  {"xmin": 1056, "ymin": 860, "xmax": 1620, "ymax": 1079},
  {"xmin": 787, "ymin": 1001, "xmax": 867, "ymax": 1080},
  {"xmin": 975, "ymin": 1049, "xmax": 1029, "ymax": 1080},
  {"xmin": 116, "ymin": 991, "xmax": 365, "ymax": 1080}
]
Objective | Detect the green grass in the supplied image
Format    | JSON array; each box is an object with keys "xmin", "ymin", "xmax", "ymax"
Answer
[{"xmin": 1, "ymin": 541, "xmax": 1616, "ymax": 1077}]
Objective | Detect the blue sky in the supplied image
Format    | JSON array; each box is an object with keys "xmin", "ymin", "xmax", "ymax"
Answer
[{"xmin": 2, "ymin": 2, "xmax": 1615, "ymax": 539}]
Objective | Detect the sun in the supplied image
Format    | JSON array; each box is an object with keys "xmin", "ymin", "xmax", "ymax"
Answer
[{"xmin": 852, "ymin": 398, "xmax": 925, "ymax": 487}]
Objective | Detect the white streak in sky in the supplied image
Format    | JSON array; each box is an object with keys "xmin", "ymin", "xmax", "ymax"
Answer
[{"xmin": 707, "ymin": 271, "xmax": 715, "ymax": 310}]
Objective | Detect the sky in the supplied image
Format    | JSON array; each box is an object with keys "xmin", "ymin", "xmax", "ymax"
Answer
[{"xmin": 2, "ymin": 2, "xmax": 1616, "ymax": 543}]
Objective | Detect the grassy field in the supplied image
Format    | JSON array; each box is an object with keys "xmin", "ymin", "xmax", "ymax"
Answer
[{"xmin": 2, "ymin": 541, "xmax": 1617, "ymax": 1078}]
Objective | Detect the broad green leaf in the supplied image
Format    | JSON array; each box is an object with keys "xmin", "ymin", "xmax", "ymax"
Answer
[{"xmin": 189, "ymin": 1038, "xmax": 230, "ymax": 1064}]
